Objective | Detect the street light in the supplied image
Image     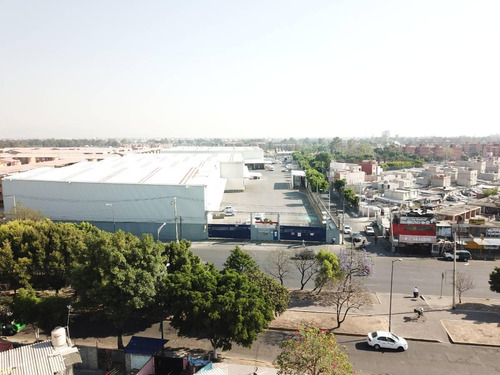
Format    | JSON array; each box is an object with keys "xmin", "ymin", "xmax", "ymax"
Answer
[
  {"xmin": 389, "ymin": 258, "xmax": 402, "ymax": 332},
  {"xmin": 157, "ymin": 222, "xmax": 166, "ymax": 241},
  {"xmin": 105, "ymin": 203, "xmax": 116, "ymax": 232},
  {"xmin": 170, "ymin": 197, "xmax": 179, "ymax": 243}
]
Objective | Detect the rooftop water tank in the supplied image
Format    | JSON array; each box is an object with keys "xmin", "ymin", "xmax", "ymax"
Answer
[{"xmin": 51, "ymin": 326, "xmax": 67, "ymax": 349}]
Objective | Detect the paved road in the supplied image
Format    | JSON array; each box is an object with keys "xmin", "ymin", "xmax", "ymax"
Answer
[
  {"xmin": 190, "ymin": 241, "xmax": 500, "ymax": 299},
  {"xmin": 221, "ymin": 332, "xmax": 500, "ymax": 375}
]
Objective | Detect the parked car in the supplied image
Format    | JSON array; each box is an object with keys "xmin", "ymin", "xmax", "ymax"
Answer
[
  {"xmin": 223, "ymin": 206, "xmax": 236, "ymax": 216},
  {"xmin": 343, "ymin": 225, "xmax": 352, "ymax": 234},
  {"xmin": 365, "ymin": 226, "xmax": 375, "ymax": 236},
  {"xmin": 295, "ymin": 249, "xmax": 316, "ymax": 260},
  {"xmin": 254, "ymin": 213, "xmax": 265, "ymax": 221},
  {"xmin": 1, "ymin": 314, "xmax": 25, "ymax": 336},
  {"xmin": 443, "ymin": 250, "xmax": 471, "ymax": 262},
  {"xmin": 352, "ymin": 232, "xmax": 362, "ymax": 243},
  {"xmin": 367, "ymin": 331, "xmax": 408, "ymax": 351}
]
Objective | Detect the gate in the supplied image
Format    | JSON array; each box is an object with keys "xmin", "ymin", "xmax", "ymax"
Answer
[
  {"xmin": 208, "ymin": 224, "xmax": 251, "ymax": 239},
  {"xmin": 280, "ymin": 225, "xmax": 326, "ymax": 243}
]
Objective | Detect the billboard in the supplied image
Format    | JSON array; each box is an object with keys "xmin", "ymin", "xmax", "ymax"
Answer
[{"xmin": 399, "ymin": 234, "xmax": 437, "ymax": 243}]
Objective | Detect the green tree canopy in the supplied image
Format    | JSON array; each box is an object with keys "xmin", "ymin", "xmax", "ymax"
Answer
[
  {"xmin": 314, "ymin": 250, "xmax": 341, "ymax": 293},
  {"xmin": 223, "ymin": 246, "xmax": 259, "ymax": 274},
  {"xmin": 489, "ymin": 266, "xmax": 500, "ymax": 293},
  {"xmin": 223, "ymin": 246, "xmax": 290, "ymax": 317},
  {"xmin": 70, "ymin": 230, "xmax": 164, "ymax": 348},
  {"xmin": 168, "ymin": 267, "xmax": 274, "ymax": 359},
  {"xmin": 0, "ymin": 220, "xmax": 84, "ymax": 293}
]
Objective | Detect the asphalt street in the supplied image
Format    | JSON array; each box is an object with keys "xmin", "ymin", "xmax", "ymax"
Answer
[{"xmin": 190, "ymin": 240, "xmax": 500, "ymax": 300}]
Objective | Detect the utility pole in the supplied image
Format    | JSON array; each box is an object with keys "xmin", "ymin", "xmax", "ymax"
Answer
[
  {"xmin": 452, "ymin": 229, "xmax": 457, "ymax": 309},
  {"xmin": 171, "ymin": 197, "xmax": 179, "ymax": 243},
  {"xmin": 389, "ymin": 258, "xmax": 402, "ymax": 331},
  {"xmin": 105, "ymin": 203, "xmax": 116, "ymax": 232}
]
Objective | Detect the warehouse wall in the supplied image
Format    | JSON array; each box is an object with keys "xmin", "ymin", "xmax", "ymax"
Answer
[{"xmin": 3, "ymin": 180, "xmax": 207, "ymax": 224}]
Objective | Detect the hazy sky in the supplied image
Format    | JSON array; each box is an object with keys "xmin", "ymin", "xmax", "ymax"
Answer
[{"xmin": 1, "ymin": 1, "xmax": 499, "ymax": 140}]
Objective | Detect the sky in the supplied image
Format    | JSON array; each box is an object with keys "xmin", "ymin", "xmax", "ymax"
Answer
[{"xmin": 1, "ymin": 1, "xmax": 499, "ymax": 140}]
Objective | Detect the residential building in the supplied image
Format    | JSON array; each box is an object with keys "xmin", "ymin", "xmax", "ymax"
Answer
[
  {"xmin": 456, "ymin": 168, "xmax": 478, "ymax": 187},
  {"xmin": 384, "ymin": 188, "xmax": 418, "ymax": 202},
  {"xmin": 0, "ymin": 327, "xmax": 81, "ymax": 375},
  {"xmin": 390, "ymin": 211, "xmax": 437, "ymax": 255},
  {"xmin": 431, "ymin": 174, "xmax": 451, "ymax": 188},
  {"xmin": 360, "ymin": 160, "xmax": 378, "ymax": 175}
]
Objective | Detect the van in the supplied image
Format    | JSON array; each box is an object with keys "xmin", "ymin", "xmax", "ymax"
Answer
[{"xmin": 443, "ymin": 250, "xmax": 471, "ymax": 262}]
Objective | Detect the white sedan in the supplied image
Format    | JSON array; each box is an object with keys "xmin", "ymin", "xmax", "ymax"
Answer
[
  {"xmin": 343, "ymin": 225, "xmax": 352, "ymax": 234},
  {"xmin": 367, "ymin": 331, "xmax": 408, "ymax": 351},
  {"xmin": 365, "ymin": 226, "xmax": 375, "ymax": 236}
]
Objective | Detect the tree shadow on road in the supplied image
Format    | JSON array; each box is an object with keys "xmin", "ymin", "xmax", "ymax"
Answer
[{"xmin": 448, "ymin": 301, "xmax": 500, "ymax": 326}]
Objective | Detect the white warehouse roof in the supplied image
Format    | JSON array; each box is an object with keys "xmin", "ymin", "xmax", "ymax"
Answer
[{"xmin": 4, "ymin": 153, "xmax": 224, "ymax": 186}]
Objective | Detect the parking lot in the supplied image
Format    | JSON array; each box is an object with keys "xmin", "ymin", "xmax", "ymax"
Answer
[{"xmin": 215, "ymin": 167, "xmax": 322, "ymax": 226}]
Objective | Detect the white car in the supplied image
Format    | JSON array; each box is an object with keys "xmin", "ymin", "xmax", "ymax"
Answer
[
  {"xmin": 343, "ymin": 225, "xmax": 352, "ymax": 234},
  {"xmin": 254, "ymin": 213, "xmax": 265, "ymax": 221},
  {"xmin": 367, "ymin": 331, "xmax": 408, "ymax": 351},
  {"xmin": 223, "ymin": 206, "xmax": 236, "ymax": 216},
  {"xmin": 365, "ymin": 226, "xmax": 375, "ymax": 236}
]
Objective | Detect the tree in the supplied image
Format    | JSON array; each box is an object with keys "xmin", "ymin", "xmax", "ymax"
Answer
[
  {"xmin": 483, "ymin": 188, "xmax": 498, "ymax": 197},
  {"xmin": 489, "ymin": 267, "xmax": 500, "ymax": 294},
  {"xmin": 293, "ymin": 256, "xmax": 319, "ymax": 290},
  {"xmin": 224, "ymin": 246, "xmax": 290, "ymax": 316},
  {"xmin": 329, "ymin": 137, "xmax": 343, "ymax": 154},
  {"xmin": 10, "ymin": 287, "xmax": 40, "ymax": 329},
  {"xmin": 276, "ymin": 325, "xmax": 354, "ymax": 375},
  {"xmin": 223, "ymin": 246, "xmax": 259, "ymax": 274},
  {"xmin": 0, "ymin": 240, "xmax": 31, "ymax": 292},
  {"xmin": 168, "ymin": 268, "xmax": 274, "ymax": 359},
  {"xmin": 314, "ymin": 250, "xmax": 341, "ymax": 293},
  {"xmin": 4, "ymin": 203, "xmax": 45, "ymax": 222},
  {"xmin": 247, "ymin": 271, "xmax": 290, "ymax": 316},
  {"xmin": 333, "ymin": 179, "xmax": 347, "ymax": 193},
  {"xmin": 71, "ymin": 230, "xmax": 164, "ymax": 348},
  {"xmin": 265, "ymin": 249, "xmax": 293, "ymax": 285},
  {"xmin": 456, "ymin": 271, "xmax": 475, "ymax": 304},
  {"xmin": 323, "ymin": 279, "xmax": 372, "ymax": 329},
  {"xmin": 338, "ymin": 248, "xmax": 374, "ymax": 282}
]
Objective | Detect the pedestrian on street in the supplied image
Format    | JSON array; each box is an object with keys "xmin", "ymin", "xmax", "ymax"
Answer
[
  {"xmin": 332, "ymin": 237, "xmax": 336, "ymax": 244},
  {"xmin": 413, "ymin": 286, "xmax": 419, "ymax": 298},
  {"xmin": 374, "ymin": 235, "xmax": 378, "ymax": 244}
]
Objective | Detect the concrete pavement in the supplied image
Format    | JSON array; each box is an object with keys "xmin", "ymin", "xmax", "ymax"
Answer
[{"xmin": 272, "ymin": 290, "xmax": 500, "ymax": 347}]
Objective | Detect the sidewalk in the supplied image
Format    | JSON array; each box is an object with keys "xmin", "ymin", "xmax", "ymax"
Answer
[{"xmin": 271, "ymin": 291, "xmax": 500, "ymax": 347}]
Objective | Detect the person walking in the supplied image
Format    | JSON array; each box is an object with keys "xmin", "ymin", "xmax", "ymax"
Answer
[{"xmin": 413, "ymin": 286, "xmax": 419, "ymax": 298}]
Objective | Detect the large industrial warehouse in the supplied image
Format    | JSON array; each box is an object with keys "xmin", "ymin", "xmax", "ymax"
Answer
[{"xmin": 2, "ymin": 147, "xmax": 264, "ymax": 241}]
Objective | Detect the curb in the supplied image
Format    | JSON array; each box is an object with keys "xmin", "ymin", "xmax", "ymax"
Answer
[{"xmin": 267, "ymin": 326, "xmax": 442, "ymax": 343}]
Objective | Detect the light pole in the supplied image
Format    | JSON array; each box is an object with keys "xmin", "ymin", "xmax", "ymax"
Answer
[
  {"xmin": 171, "ymin": 197, "xmax": 179, "ymax": 243},
  {"xmin": 452, "ymin": 228, "xmax": 457, "ymax": 309},
  {"xmin": 66, "ymin": 304, "xmax": 72, "ymax": 339},
  {"xmin": 105, "ymin": 203, "xmax": 116, "ymax": 232},
  {"xmin": 157, "ymin": 222, "xmax": 166, "ymax": 241},
  {"xmin": 389, "ymin": 258, "xmax": 402, "ymax": 332}
]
